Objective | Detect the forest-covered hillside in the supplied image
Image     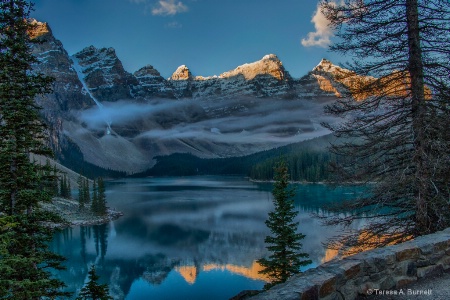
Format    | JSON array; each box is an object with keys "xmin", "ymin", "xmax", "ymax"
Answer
[{"xmin": 133, "ymin": 134, "xmax": 338, "ymax": 182}]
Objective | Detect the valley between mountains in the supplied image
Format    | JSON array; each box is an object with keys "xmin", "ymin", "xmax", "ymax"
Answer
[{"xmin": 30, "ymin": 19, "xmax": 362, "ymax": 175}]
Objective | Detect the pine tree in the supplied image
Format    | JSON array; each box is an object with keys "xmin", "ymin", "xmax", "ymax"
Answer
[
  {"xmin": 91, "ymin": 178, "xmax": 99, "ymax": 215},
  {"xmin": 76, "ymin": 265, "xmax": 112, "ymax": 300},
  {"xmin": 60, "ymin": 174, "xmax": 71, "ymax": 199},
  {"xmin": 78, "ymin": 173, "xmax": 84, "ymax": 208},
  {"xmin": 84, "ymin": 178, "xmax": 91, "ymax": 204},
  {"xmin": 257, "ymin": 162, "xmax": 311, "ymax": 289},
  {"xmin": 40, "ymin": 158, "xmax": 57, "ymax": 197},
  {"xmin": 60, "ymin": 174, "xmax": 70, "ymax": 198},
  {"xmin": 319, "ymin": 0, "xmax": 450, "ymax": 251},
  {"xmin": 53, "ymin": 165, "xmax": 59, "ymax": 196},
  {"xmin": 96, "ymin": 177, "xmax": 107, "ymax": 216},
  {"xmin": 44, "ymin": 159, "xmax": 55, "ymax": 196},
  {"xmin": 67, "ymin": 178, "xmax": 72, "ymax": 199},
  {"xmin": 0, "ymin": 0, "xmax": 69, "ymax": 298},
  {"xmin": 0, "ymin": 216, "xmax": 16, "ymax": 255},
  {"xmin": 59, "ymin": 176, "xmax": 64, "ymax": 197},
  {"xmin": 64, "ymin": 175, "xmax": 69, "ymax": 197}
]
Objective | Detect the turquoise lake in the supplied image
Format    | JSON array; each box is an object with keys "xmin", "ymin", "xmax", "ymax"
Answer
[{"xmin": 51, "ymin": 176, "xmax": 363, "ymax": 300}]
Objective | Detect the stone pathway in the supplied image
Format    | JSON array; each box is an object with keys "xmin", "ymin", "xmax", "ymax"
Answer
[{"xmin": 364, "ymin": 271, "xmax": 450, "ymax": 300}]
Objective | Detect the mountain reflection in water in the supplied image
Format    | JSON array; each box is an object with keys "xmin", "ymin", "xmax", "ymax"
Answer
[
  {"xmin": 176, "ymin": 261, "xmax": 270, "ymax": 285},
  {"xmin": 51, "ymin": 176, "xmax": 363, "ymax": 300}
]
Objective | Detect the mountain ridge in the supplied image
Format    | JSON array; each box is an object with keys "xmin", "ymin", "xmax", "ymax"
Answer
[
  {"xmin": 70, "ymin": 43, "xmax": 350, "ymax": 101},
  {"xmin": 28, "ymin": 19, "xmax": 354, "ymax": 174},
  {"xmin": 28, "ymin": 19, "xmax": 356, "ymax": 103}
]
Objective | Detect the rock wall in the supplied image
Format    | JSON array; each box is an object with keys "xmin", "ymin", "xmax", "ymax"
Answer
[{"xmin": 249, "ymin": 228, "xmax": 450, "ymax": 300}]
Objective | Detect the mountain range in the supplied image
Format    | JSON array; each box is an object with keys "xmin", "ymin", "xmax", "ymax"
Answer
[{"xmin": 29, "ymin": 19, "xmax": 357, "ymax": 174}]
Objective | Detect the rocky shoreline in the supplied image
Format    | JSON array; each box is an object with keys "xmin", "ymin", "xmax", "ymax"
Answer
[{"xmin": 42, "ymin": 197, "xmax": 123, "ymax": 228}]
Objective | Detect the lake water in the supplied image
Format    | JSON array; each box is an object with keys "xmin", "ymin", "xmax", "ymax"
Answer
[{"xmin": 51, "ymin": 176, "xmax": 362, "ymax": 300}]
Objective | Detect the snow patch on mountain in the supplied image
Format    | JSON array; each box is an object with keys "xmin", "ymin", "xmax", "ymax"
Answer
[{"xmin": 71, "ymin": 56, "xmax": 104, "ymax": 108}]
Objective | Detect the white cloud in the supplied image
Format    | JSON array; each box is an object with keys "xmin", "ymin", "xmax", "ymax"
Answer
[
  {"xmin": 301, "ymin": 3, "xmax": 334, "ymax": 48},
  {"xmin": 152, "ymin": 0, "xmax": 188, "ymax": 16}
]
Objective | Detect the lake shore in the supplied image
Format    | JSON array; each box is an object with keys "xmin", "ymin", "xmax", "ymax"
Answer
[
  {"xmin": 249, "ymin": 178, "xmax": 375, "ymax": 185},
  {"xmin": 249, "ymin": 178, "xmax": 329, "ymax": 184},
  {"xmin": 42, "ymin": 197, "xmax": 123, "ymax": 228}
]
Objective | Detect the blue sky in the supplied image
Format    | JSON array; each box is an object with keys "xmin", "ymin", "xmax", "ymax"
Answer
[{"xmin": 32, "ymin": 0, "xmax": 343, "ymax": 78}]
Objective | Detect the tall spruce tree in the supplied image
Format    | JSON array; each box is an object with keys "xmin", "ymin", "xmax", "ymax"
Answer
[
  {"xmin": 78, "ymin": 173, "xmax": 85, "ymax": 208},
  {"xmin": 64, "ymin": 175, "xmax": 69, "ymax": 197},
  {"xmin": 67, "ymin": 178, "xmax": 71, "ymax": 199},
  {"xmin": 0, "ymin": 0, "xmax": 69, "ymax": 298},
  {"xmin": 96, "ymin": 177, "xmax": 107, "ymax": 216},
  {"xmin": 53, "ymin": 165, "xmax": 59, "ymax": 196},
  {"xmin": 84, "ymin": 178, "xmax": 91, "ymax": 204},
  {"xmin": 59, "ymin": 176, "xmax": 64, "ymax": 197},
  {"xmin": 60, "ymin": 174, "xmax": 69, "ymax": 198},
  {"xmin": 78, "ymin": 174, "xmax": 91, "ymax": 209},
  {"xmin": 319, "ymin": 0, "xmax": 450, "ymax": 252},
  {"xmin": 91, "ymin": 178, "xmax": 99, "ymax": 214},
  {"xmin": 59, "ymin": 175, "xmax": 66, "ymax": 198},
  {"xmin": 257, "ymin": 162, "xmax": 311, "ymax": 289},
  {"xmin": 76, "ymin": 265, "xmax": 112, "ymax": 300}
]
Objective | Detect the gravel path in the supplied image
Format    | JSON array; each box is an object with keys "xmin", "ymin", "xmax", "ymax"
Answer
[{"xmin": 364, "ymin": 270, "xmax": 450, "ymax": 300}]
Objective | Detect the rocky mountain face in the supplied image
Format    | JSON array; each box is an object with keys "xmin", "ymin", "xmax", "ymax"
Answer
[
  {"xmin": 30, "ymin": 20, "xmax": 92, "ymax": 112},
  {"xmin": 134, "ymin": 65, "xmax": 175, "ymax": 99},
  {"xmin": 310, "ymin": 58, "xmax": 377, "ymax": 100},
  {"xmin": 29, "ymin": 20, "xmax": 93, "ymax": 155},
  {"xmin": 168, "ymin": 54, "xmax": 296, "ymax": 100},
  {"xmin": 29, "ymin": 19, "xmax": 356, "ymax": 174},
  {"xmin": 72, "ymin": 46, "xmax": 139, "ymax": 102}
]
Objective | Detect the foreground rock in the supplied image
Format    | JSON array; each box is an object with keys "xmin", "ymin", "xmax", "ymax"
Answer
[
  {"xmin": 42, "ymin": 197, "xmax": 123, "ymax": 228},
  {"xmin": 243, "ymin": 227, "xmax": 450, "ymax": 300}
]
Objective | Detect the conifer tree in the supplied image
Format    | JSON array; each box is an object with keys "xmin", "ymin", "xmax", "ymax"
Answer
[
  {"xmin": 76, "ymin": 265, "xmax": 112, "ymax": 300},
  {"xmin": 78, "ymin": 173, "xmax": 85, "ymax": 208},
  {"xmin": 91, "ymin": 178, "xmax": 99, "ymax": 214},
  {"xmin": 53, "ymin": 165, "xmax": 59, "ymax": 196},
  {"xmin": 319, "ymin": 0, "xmax": 450, "ymax": 251},
  {"xmin": 0, "ymin": 0, "xmax": 69, "ymax": 298},
  {"xmin": 44, "ymin": 159, "xmax": 56, "ymax": 196},
  {"xmin": 40, "ymin": 158, "xmax": 57, "ymax": 197},
  {"xmin": 67, "ymin": 178, "xmax": 72, "ymax": 199},
  {"xmin": 64, "ymin": 175, "xmax": 69, "ymax": 197},
  {"xmin": 60, "ymin": 174, "xmax": 70, "ymax": 198},
  {"xmin": 84, "ymin": 178, "xmax": 91, "ymax": 204},
  {"xmin": 257, "ymin": 162, "xmax": 311, "ymax": 289},
  {"xmin": 96, "ymin": 177, "xmax": 107, "ymax": 216},
  {"xmin": 59, "ymin": 174, "xmax": 71, "ymax": 199},
  {"xmin": 59, "ymin": 176, "xmax": 63, "ymax": 197},
  {"xmin": 0, "ymin": 216, "xmax": 16, "ymax": 255}
]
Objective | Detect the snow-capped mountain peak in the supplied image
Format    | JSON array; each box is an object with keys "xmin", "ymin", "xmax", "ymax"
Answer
[
  {"xmin": 28, "ymin": 18, "xmax": 51, "ymax": 39},
  {"xmin": 170, "ymin": 65, "xmax": 193, "ymax": 81},
  {"xmin": 312, "ymin": 58, "xmax": 348, "ymax": 74},
  {"xmin": 219, "ymin": 54, "xmax": 288, "ymax": 81}
]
